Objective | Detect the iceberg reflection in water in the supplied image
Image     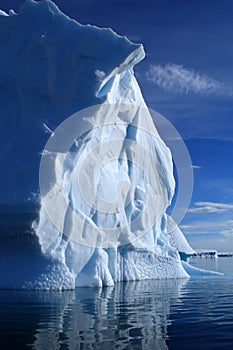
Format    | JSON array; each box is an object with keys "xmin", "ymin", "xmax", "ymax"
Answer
[{"xmin": 0, "ymin": 279, "xmax": 187, "ymax": 349}]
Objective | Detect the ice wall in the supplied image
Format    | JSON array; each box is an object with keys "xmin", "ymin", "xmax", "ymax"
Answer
[{"xmin": 0, "ymin": 0, "xmax": 194, "ymax": 289}]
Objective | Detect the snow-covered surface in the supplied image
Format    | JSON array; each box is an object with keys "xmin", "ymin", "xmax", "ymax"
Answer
[
  {"xmin": 0, "ymin": 0, "xmax": 199, "ymax": 290},
  {"xmin": 167, "ymin": 216, "xmax": 195, "ymax": 255}
]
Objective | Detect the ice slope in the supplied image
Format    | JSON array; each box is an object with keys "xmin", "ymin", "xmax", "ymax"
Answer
[
  {"xmin": 167, "ymin": 216, "xmax": 195, "ymax": 261},
  {"xmin": 0, "ymin": 0, "xmax": 194, "ymax": 289},
  {"xmin": 0, "ymin": 0, "xmax": 143, "ymax": 209}
]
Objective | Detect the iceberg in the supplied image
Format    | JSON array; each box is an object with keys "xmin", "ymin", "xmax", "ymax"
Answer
[{"xmin": 0, "ymin": 0, "xmax": 195, "ymax": 290}]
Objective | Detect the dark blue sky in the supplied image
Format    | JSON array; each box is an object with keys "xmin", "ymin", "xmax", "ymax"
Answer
[{"xmin": 2, "ymin": 0, "xmax": 233, "ymax": 251}]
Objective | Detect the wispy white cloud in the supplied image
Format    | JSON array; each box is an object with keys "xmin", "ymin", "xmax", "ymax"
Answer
[
  {"xmin": 181, "ymin": 219, "xmax": 233, "ymax": 235},
  {"xmin": 180, "ymin": 225, "xmax": 193, "ymax": 230},
  {"xmin": 181, "ymin": 218, "xmax": 233, "ymax": 251},
  {"xmin": 220, "ymin": 228, "xmax": 233, "ymax": 237},
  {"xmin": 196, "ymin": 202, "xmax": 233, "ymax": 209},
  {"xmin": 226, "ymin": 220, "xmax": 233, "ymax": 225},
  {"xmin": 191, "ymin": 165, "xmax": 202, "ymax": 169},
  {"xmin": 187, "ymin": 201, "xmax": 233, "ymax": 214},
  {"xmin": 146, "ymin": 63, "xmax": 229, "ymax": 95},
  {"xmin": 188, "ymin": 207, "xmax": 226, "ymax": 214}
]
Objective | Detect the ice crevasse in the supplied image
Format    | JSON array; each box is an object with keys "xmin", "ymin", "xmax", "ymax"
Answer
[{"xmin": 0, "ymin": 0, "xmax": 198, "ymax": 290}]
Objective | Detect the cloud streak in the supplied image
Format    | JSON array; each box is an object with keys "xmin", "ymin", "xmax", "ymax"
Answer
[
  {"xmin": 191, "ymin": 165, "xmax": 202, "ymax": 169},
  {"xmin": 220, "ymin": 228, "xmax": 233, "ymax": 237},
  {"xmin": 146, "ymin": 63, "xmax": 228, "ymax": 95},
  {"xmin": 187, "ymin": 201, "xmax": 233, "ymax": 214},
  {"xmin": 181, "ymin": 219, "xmax": 233, "ymax": 242}
]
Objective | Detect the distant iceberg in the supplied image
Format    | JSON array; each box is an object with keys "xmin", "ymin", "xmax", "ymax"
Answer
[{"xmin": 0, "ymin": 0, "xmax": 195, "ymax": 290}]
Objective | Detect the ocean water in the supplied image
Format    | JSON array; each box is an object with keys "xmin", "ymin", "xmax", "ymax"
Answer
[{"xmin": 0, "ymin": 257, "xmax": 233, "ymax": 350}]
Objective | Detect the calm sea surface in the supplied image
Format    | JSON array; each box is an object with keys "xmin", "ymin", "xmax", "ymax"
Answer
[{"xmin": 0, "ymin": 257, "xmax": 233, "ymax": 349}]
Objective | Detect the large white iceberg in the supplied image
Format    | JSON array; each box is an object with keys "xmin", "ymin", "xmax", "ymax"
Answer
[{"xmin": 0, "ymin": 0, "xmax": 196, "ymax": 290}]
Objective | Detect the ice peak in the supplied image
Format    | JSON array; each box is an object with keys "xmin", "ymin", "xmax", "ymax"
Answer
[
  {"xmin": 0, "ymin": 0, "xmax": 194, "ymax": 290},
  {"xmin": 19, "ymin": 0, "xmax": 61, "ymax": 18}
]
